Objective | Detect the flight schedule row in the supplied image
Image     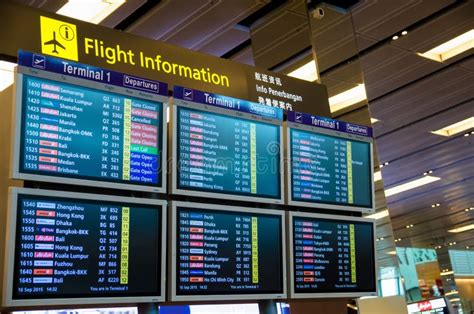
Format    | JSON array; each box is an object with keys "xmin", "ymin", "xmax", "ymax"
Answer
[{"xmin": 21, "ymin": 75, "xmax": 163, "ymax": 186}]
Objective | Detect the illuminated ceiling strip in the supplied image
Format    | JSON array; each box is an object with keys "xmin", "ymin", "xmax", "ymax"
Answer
[
  {"xmin": 440, "ymin": 271, "xmax": 454, "ymax": 276},
  {"xmin": 431, "ymin": 117, "xmax": 474, "ymax": 136},
  {"xmin": 371, "ymin": 118, "xmax": 379, "ymax": 123},
  {"xmin": 448, "ymin": 224, "xmax": 474, "ymax": 233},
  {"xmin": 386, "ymin": 250, "xmax": 397, "ymax": 255},
  {"xmin": 57, "ymin": 0, "xmax": 126, "ymax": 24},
  {"xmin": 0, "ymin": 61, "xmax": 17, "ymax": 92},
  {"xmin": 365, "ymin": 209, "xmax": 389, "ymax": 220},
  {"xmin": 418, "ymin": 29, "xmax": 474, "ymax": 62},
  {"xmin": 329, "ymin": 84, "xmax": 367, "ymax": 113},
  {"xmin": 384, "ymin": 176, "xmax": 440, "ymax": 197},
  {"xmin": 287, "ymin": 60, "xmax": 319, "ymax": 82}
]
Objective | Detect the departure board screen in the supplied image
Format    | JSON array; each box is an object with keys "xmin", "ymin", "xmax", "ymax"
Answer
[
  {"xmin": 176, "ymin": 106, "xmax": 281, "ymax": 200},
  {"xmin": 174, "ymin": 204, "xmax": 284, "ymax": 298},
  {"xmin": 12, "ymin": 193, "xmax": 164, "ymax": 300},
  {"xmin": 18, "ymin": 75, "xmax": 165, "ymax": 189},
  {"xmin": 291, "ymin": 214, "xmax": 376, "ymax": 295},
  {"xmin": 290, "ymin": 128, "xmax": 372, "ymax": 208}
]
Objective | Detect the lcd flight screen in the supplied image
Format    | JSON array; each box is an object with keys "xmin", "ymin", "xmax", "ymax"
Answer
[
  {"xmin": 3, "ymin": 188, "xmax": 166, "ymax": 306},
  {"xmin": 172, "ymin": 99, "xmax": 283, "ymax": 204},
  {"xmin": 171, "ymin": 202, "xmax": 286, "ymax": 301},
  {"xmin": 288, "ymin": 124, "xmax": 373, "ymax": 211},
  {"xmin": 13, "ymin": 67, "xmax": 167, "ymax": 192},
  {"xmin": 289, "ymin": 212, "xmax": 376, "ymax": 298}
]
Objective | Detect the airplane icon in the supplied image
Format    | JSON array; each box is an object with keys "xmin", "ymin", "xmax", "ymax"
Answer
[{"xmin": 43, "ymin": 31, "xmax": 66, "ymax": 54}]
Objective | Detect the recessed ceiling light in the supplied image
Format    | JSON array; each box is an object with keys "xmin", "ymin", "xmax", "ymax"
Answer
[
  {"xmin": 370, "ymin": 118, "xmax": 379, "ymax": 123},
  {"xmin": 423, "ymin": 170, "xmax": 433, "ymax": 176},
  {"xmin": 374, "ymin": 171, "xmax": 382, "ymax": 182},
  {"xmin": 287, "ymin": 60, "xmax": 319, "ymax": 82},
  {"xmin": 392, "ymin": 35, "xmax": 399, "ymax": 40},
  {"xmin": 465, "ymin": 133, "xmax": 470, "ymax": 137},
  {"xmin": 0, "ymin": 60, "xmax": 16, "ymax": 92},
  {"xmin": 401, "ymin": 31, "xmax": 408, "ymax": 36},
  {"xmin": 465, "ymin": 208, "xmax": 470, "ymax": 212},
  {"xmin": 385, "ymin": 175, "xmax": 441, "ymax": 197},
  {"xmin": 431, "ymin": 117, "xmax": 474, "ymax": 136},
  {"xmin": 365, "ymin": 209, "xmax": 389, "ymax": 220},
  {"xmin": 386, "ymin": 251, "xmax": 397, "ymax": 255},
  {"xmin": 418, "ymin": 29, "xmax": 474, "ymax": 62},
  {"xmin": 57, "ymin": 0, "xmax": 126, "ymax": 24},
  {"xmin": 328, "ymin": 84, "xmax": 367, "ymax": 113},
  {"xmin": 448, "ymin": 224, "xmax": 474, "ymax": 233}
]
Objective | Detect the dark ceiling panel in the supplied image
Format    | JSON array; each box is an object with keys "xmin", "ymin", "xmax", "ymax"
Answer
[
  {"xmin": 370, "ymin": 67, "xmax": 474, "ymax": 137},
  {"xmin": 375, "ymin": 100, "xmax": 474, "ymax": 162},
  {"xmin": 351, "ymin": 0, "xmax": 455, "ymax": 40}
]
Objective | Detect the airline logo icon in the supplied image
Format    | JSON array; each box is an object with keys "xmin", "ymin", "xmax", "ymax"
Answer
[
  {"xmin": 34, "ymin": 252, "xmax": 54, "ymax": 258},
  {"xmin": 34, "ymin": 260, "xmax": 54, "ymax": 267},
  {"xmin": 35, "ymin": 235, "xmax": 55, "ymax": 242},
  {"xmin": 38, "ymin": 227, "xmax": 55, "ymax": 233},
  {"xmin": 35, "ymin": 243, "xmax": 55, "ymax": 250},
  {"xmin": 418, "ymin": 301, "xmax": 432, "ymax": 311},
  {"xmin": 40, "ymin": 16, "xmax": 78, "ymax": 61},
  {"xmin": 33, "ymin": 269, "xmax": 53, "ymax": 275},
  {"xmin": 33, "ymin": 277, "xmax": 53, "ymax": 284},
  {"xmin": 36, "ymin": 218, "xmax": 55, "ymax": 225},
  {"xmin": 36, "ymin": 210, "xmax": 56, "ymax": 217}
]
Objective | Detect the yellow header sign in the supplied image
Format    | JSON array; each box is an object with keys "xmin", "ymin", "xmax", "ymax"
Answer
[{"xmin": 0, "ymin": 2, "xmax": 330, "ymax": 116}]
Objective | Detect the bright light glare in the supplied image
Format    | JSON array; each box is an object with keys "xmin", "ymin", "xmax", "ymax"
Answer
[
  {"xmin": 0, "ymin": 61, "xmax": 17, "ymax": 92},
  {"xmin": 329, "ymin": 84, "xmax": 367, "ymax": 113},
  {"xmin": 418, "ymin": 29, "xmax": 474, "ymax": 62},
  {"xmin": 287, "ymin": 60, "xmax": 318, "ymax": 82},
  {"xmin": 374, "ymin": 171, "xmax": 382, "ymax": 182},
  {"xmin": 371, "ymin": 118, "xmax": 379, "ymax": 123},
  {"xmin": 431, "ymin": 117, "xmax": 474, "ymax": 136},
  {"xmin": 57, "ymin": 0, "xmax": 126, "ymax": 24},
  {"xmin": 384, "ymin": 176, "xmax": 440, "ymax": 197},
  {"xmin": 365, "ymin": 209, "xmax": 389, "ymax": 220},
  {"xmin": 448, "ymin": 224, "xmax": 474, "ymax": 233}
]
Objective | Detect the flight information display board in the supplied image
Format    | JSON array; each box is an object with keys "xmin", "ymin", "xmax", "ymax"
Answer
[
  {"xmin": 3, "ymin": 188, "xmax": 166, "ymax": 306},
  {"xmin": 12, "ymin": 51, "xmax": 168, "ymax": 192},
  {"xmin": 288, "ymin": 212, "xmax": 376, "ymax": 298},
  {"xmin": 172, "ymin": 86, "xmax": 284, "ymax": 204},
  {"xmin": 286, "ymin": 111, "xmax": 374, "ymax": 212},
  {"xmin": 170, "ymin": 202, "xmax": 286, "ymax": 301}
]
